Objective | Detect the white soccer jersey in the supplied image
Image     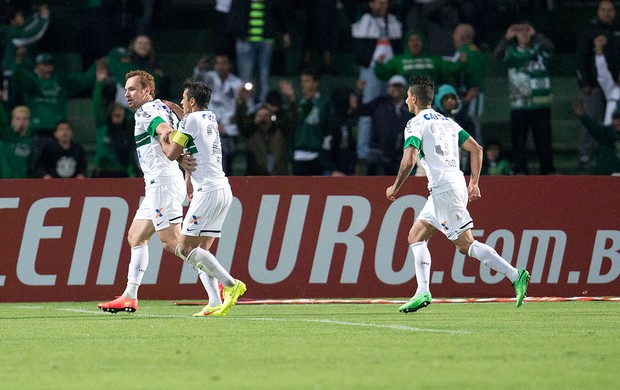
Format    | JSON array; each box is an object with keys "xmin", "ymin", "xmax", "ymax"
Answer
[
  {"xmin": 134, "ymin": 99, "xmax": 183, "ymax": 183},
  {"xmin": 173, "ymin": 110, "xmax": 229, "ymax": 192},
  {"xmin": 404, "ymin": 108, "xmax": 471, "ymax": 193}
]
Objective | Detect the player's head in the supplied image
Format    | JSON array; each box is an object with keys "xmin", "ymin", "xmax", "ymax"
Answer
[
  {"xmin": 407, "ymin": 77, "xmax": 434, "ymax": 114},
  {"xmin": 124, "ymin": 70, "xmax": 155, "ymax": 109},
  {"xmin": 182, "ymin": 78, "xmax": 212, "ymax": 113}
]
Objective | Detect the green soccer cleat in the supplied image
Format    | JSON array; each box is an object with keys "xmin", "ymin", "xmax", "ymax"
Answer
[
  {"xmin": 399, "ymin": 292, "xmax": 432, "ymax": 313},
  {"xmin": 218, "ymin": 280, "xmax": 247, "ymax": 315},
  {"xmin": 514, "ymin": 269, "xmax": 530, "ymax": 308}
]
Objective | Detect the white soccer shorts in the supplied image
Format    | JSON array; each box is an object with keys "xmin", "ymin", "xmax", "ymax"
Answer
[
  {"xmin": 182, "ymin": 186, "xmax": 232, "ymax": 237},
  {"xmin": 417, "ymin": 188, "xmax": 473, "ymax": 241},
  {"xmin": 134, "ymin": 179, "xmax": 186, "ymax": 231}
]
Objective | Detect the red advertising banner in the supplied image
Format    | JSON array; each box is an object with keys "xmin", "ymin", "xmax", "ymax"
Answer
[{"xmin": 0, "ymin": 176, "xmax": 618, "ymax": 302}]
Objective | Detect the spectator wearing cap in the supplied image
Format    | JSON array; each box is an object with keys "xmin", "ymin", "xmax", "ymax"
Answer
[
  {"xmin": 13, "ymin": 51, "xmax": 101, "ymax": 165},
  {"xmin": 0, "ymin": 3, "xmax": 50, "ymax": 108},
  {"xmin": 353, "ymin": 74, "xmax": 411, "ymax": 175}
]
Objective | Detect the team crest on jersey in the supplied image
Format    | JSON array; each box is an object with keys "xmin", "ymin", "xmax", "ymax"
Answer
[
  {"xmin": 136, "ymin": 107, "xmax": 151, "ymax": 118},
  {"xmin": 180, "ymin": 114, "xmax": 188, "ymax": 129}
]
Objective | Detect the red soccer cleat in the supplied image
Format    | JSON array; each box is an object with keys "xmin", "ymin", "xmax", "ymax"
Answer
[{"xmin": 98, "ymin": 296, "xmax": 138, "ymax": 313}]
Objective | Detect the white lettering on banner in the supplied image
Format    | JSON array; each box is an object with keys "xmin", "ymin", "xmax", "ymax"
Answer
[
  {"xmin": 518, "ymin": 230, "xmax": 566, "ymax": 283},
  {"xmin": 180, "ymin": 197, "xmax": 242, "ymax": 284},
  {"xmin": 17, "ymin": 197, "xmax": 70, "ymax": 286},
  {"xmin": 310, "ymin": 196, "xmax": 371, "ymax": 283},
  {"xmin": 68, "ymin": 197, "xmax": 128, "ymax": 285},
  {"xmin": 375, "ymin": 195, "xmax": 426, "ymax": 285},
  {"xmin": 587, "ymin": 230, "xmax": 620, "ymax": 283},
  {"xmin": 452, "ymin": 230, "xmax": 485, "ymax": 284},
  {"xmin": 248, "ymin": 195, "xmax": 309, "ymax": 284},
  {"xmin": 0, "ymin": 197, "xmax": 20, "ymax": 286},
  {"xmin": 450, "ymin": 230, "xmax": 567, "ymax": 284}
]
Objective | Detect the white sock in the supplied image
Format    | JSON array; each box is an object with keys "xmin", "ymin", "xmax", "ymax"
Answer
[
  {"xmin": 411, "ymin": 241, "xmax": 431, "ymax": 296},
  {"xmin": 123, "ymin": 245, "xmax": 149, "ymax": 299},
  {"xmin": 199, "ymin": 271, "xmax": 222, "ymax": 306},
  {"xmin": 468, "ymin": 240, "xmax": 518, "ymax": 282},
  {"xmin": 187, "ymin": 247, "xmax": 235, "ymax": 287},
  {"xmin": 177, "ymin": 245, "xmax": 222, "ymax": 306}
]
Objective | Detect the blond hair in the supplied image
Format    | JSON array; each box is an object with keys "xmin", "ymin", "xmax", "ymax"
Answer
[{"xmin": 12, "ymin": 105, "xmax": 30, "ymax": 118}]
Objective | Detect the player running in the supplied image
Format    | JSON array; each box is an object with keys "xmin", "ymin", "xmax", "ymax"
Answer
[{"xmin": 386, "ymin": 76, "xmax": 530, "ymax": 313}]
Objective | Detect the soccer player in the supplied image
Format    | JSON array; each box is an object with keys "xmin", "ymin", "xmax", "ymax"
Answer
[
  {"xmin": 160, "ymin": 78, "xmax": 246, "ymax": 317},
  {"xmin": 386, "ymin": 77, "xmax": 530, "ymax": 313},
  {"xmin": 97, "ymin": 70, "xmax": 218, "ymax": 313}
]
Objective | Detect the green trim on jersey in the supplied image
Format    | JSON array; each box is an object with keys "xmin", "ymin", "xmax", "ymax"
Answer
[
  {"xmin": 458, "ymin": 129, "xmax": 471, "ymax": 146},
  {"xmin": 135, "ymin": 132, "xmax": 150, "ymax": 148},
  {"xmin": 147, "ymin": 116, "xmax": 165, "ymax": 137},
  {"xmin": 404, "ymin": 135, "xmax": 424, "ymax": 158},
  {"xmin": 185, "ymin": 139, "xmax": 198, "ymax": 155}
]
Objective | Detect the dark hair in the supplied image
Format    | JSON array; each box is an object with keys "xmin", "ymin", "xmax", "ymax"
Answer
[
  {"xmin": 0, "ymin": 5, "xmax": 19, "ymax": 24},
  {"xmin": 409, "ymin": 76, "xmax": 434, "ymax": 106},
  {"xmin": 56, "ymin": 120, "xmax": 71, "ymax": 129},
  {"xmin": 265, "ymin": 90, "xmax": 283, "ymax": 107},
  {"xmin": 183, "ymin": 78, "xmax": 212, "ymax": 107},
  {"xmin": 300, "ymin": 67, "xmax": 320, "ymax": 82}
]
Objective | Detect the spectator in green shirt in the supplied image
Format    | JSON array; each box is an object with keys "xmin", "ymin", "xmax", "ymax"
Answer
[
  {"xmin": 494, "ymin": 22, "xmax": 556, "ymax": 175},
  {"xmin": 13, "ymin": 52, "xmax": 99, "ymax": 169},
  {"xmin": 0, "ymin": 105, "xmax": 31, "ymax": 178},
  {"xmin": 0, "ymin": 4, "xmax": 50, "ymax": 108},
  {"xmin": 374, "ymin": 30, "xmax": 465, "ymax": 85}
]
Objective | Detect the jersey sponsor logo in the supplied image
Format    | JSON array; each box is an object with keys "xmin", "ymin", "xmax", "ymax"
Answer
[
  {"xmin": 189, "ymin": 215, "xmax": 202, "ymax": 225},
  {"xmin": 423, "ymin": 112, "xmax": 449, "ymax": 121}
]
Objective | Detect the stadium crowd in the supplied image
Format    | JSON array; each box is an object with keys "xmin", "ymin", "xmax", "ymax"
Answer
[{"xmin": 0, "ymin": 0, "xmax": 618, "ymax": 178}]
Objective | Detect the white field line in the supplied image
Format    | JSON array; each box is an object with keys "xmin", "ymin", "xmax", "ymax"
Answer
[{"xmin": 14, "ymin": 305, "xmax": 472, "ymax": 333}]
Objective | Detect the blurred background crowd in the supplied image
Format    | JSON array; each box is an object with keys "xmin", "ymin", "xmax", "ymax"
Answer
[{"xmin": 0, "ymin": 0, "xmax": 618, "ymax": 179}]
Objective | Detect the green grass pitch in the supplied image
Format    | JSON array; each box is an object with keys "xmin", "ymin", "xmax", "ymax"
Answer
[{"xmin": 1, "ymin": 301, "xmax": 618, "ymax": 389}]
